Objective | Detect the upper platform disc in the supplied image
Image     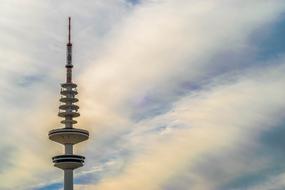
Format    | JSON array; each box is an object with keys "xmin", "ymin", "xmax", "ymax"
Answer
[{"xmin": 49, "ymin": 128, "xmax": 89, "ymax": 145}]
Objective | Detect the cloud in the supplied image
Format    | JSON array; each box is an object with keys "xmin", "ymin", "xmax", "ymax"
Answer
[
  {"xmin": 0, "ymin": 0, "xmax": 131, "ymax": 189},
  {"xmin": 1, "ymin": 0, "xmax": 285, "ymax": 190},
  {"xmin": 73, "ymin": 0, "xmax": 285, "ymax": 189},
  {"xmin": 83, "ymin": 62, "xmax": 285, "ymax": 190}
]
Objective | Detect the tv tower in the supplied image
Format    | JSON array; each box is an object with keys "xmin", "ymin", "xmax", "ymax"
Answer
[{"xmin": 49, "ymin": 17, "xmax": 89, "ymax": 190}]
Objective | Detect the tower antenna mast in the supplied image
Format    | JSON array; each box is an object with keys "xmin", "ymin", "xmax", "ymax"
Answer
[{"xmin": 68, "ymin": 17, "xmax": 71, "ymax": 44}]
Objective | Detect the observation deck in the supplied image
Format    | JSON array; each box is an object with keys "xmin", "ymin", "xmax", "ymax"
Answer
[
  {"xmin": 49, "ymin": 128, "xmax": 89, "ymax": 145},
  {"xmin": 52, "ymin": 155, "xmax": 85, "ymax": 170}
]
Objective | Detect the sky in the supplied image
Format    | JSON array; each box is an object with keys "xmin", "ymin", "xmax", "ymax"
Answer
[{"xmin": 1, "ymin": 0, "xmax": 285, "ymax": 190}]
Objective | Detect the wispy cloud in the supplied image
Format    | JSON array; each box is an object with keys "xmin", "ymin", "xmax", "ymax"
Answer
[{"xmin": 1, "ymin": 0, "xmax": 285, "ymax": 190}]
